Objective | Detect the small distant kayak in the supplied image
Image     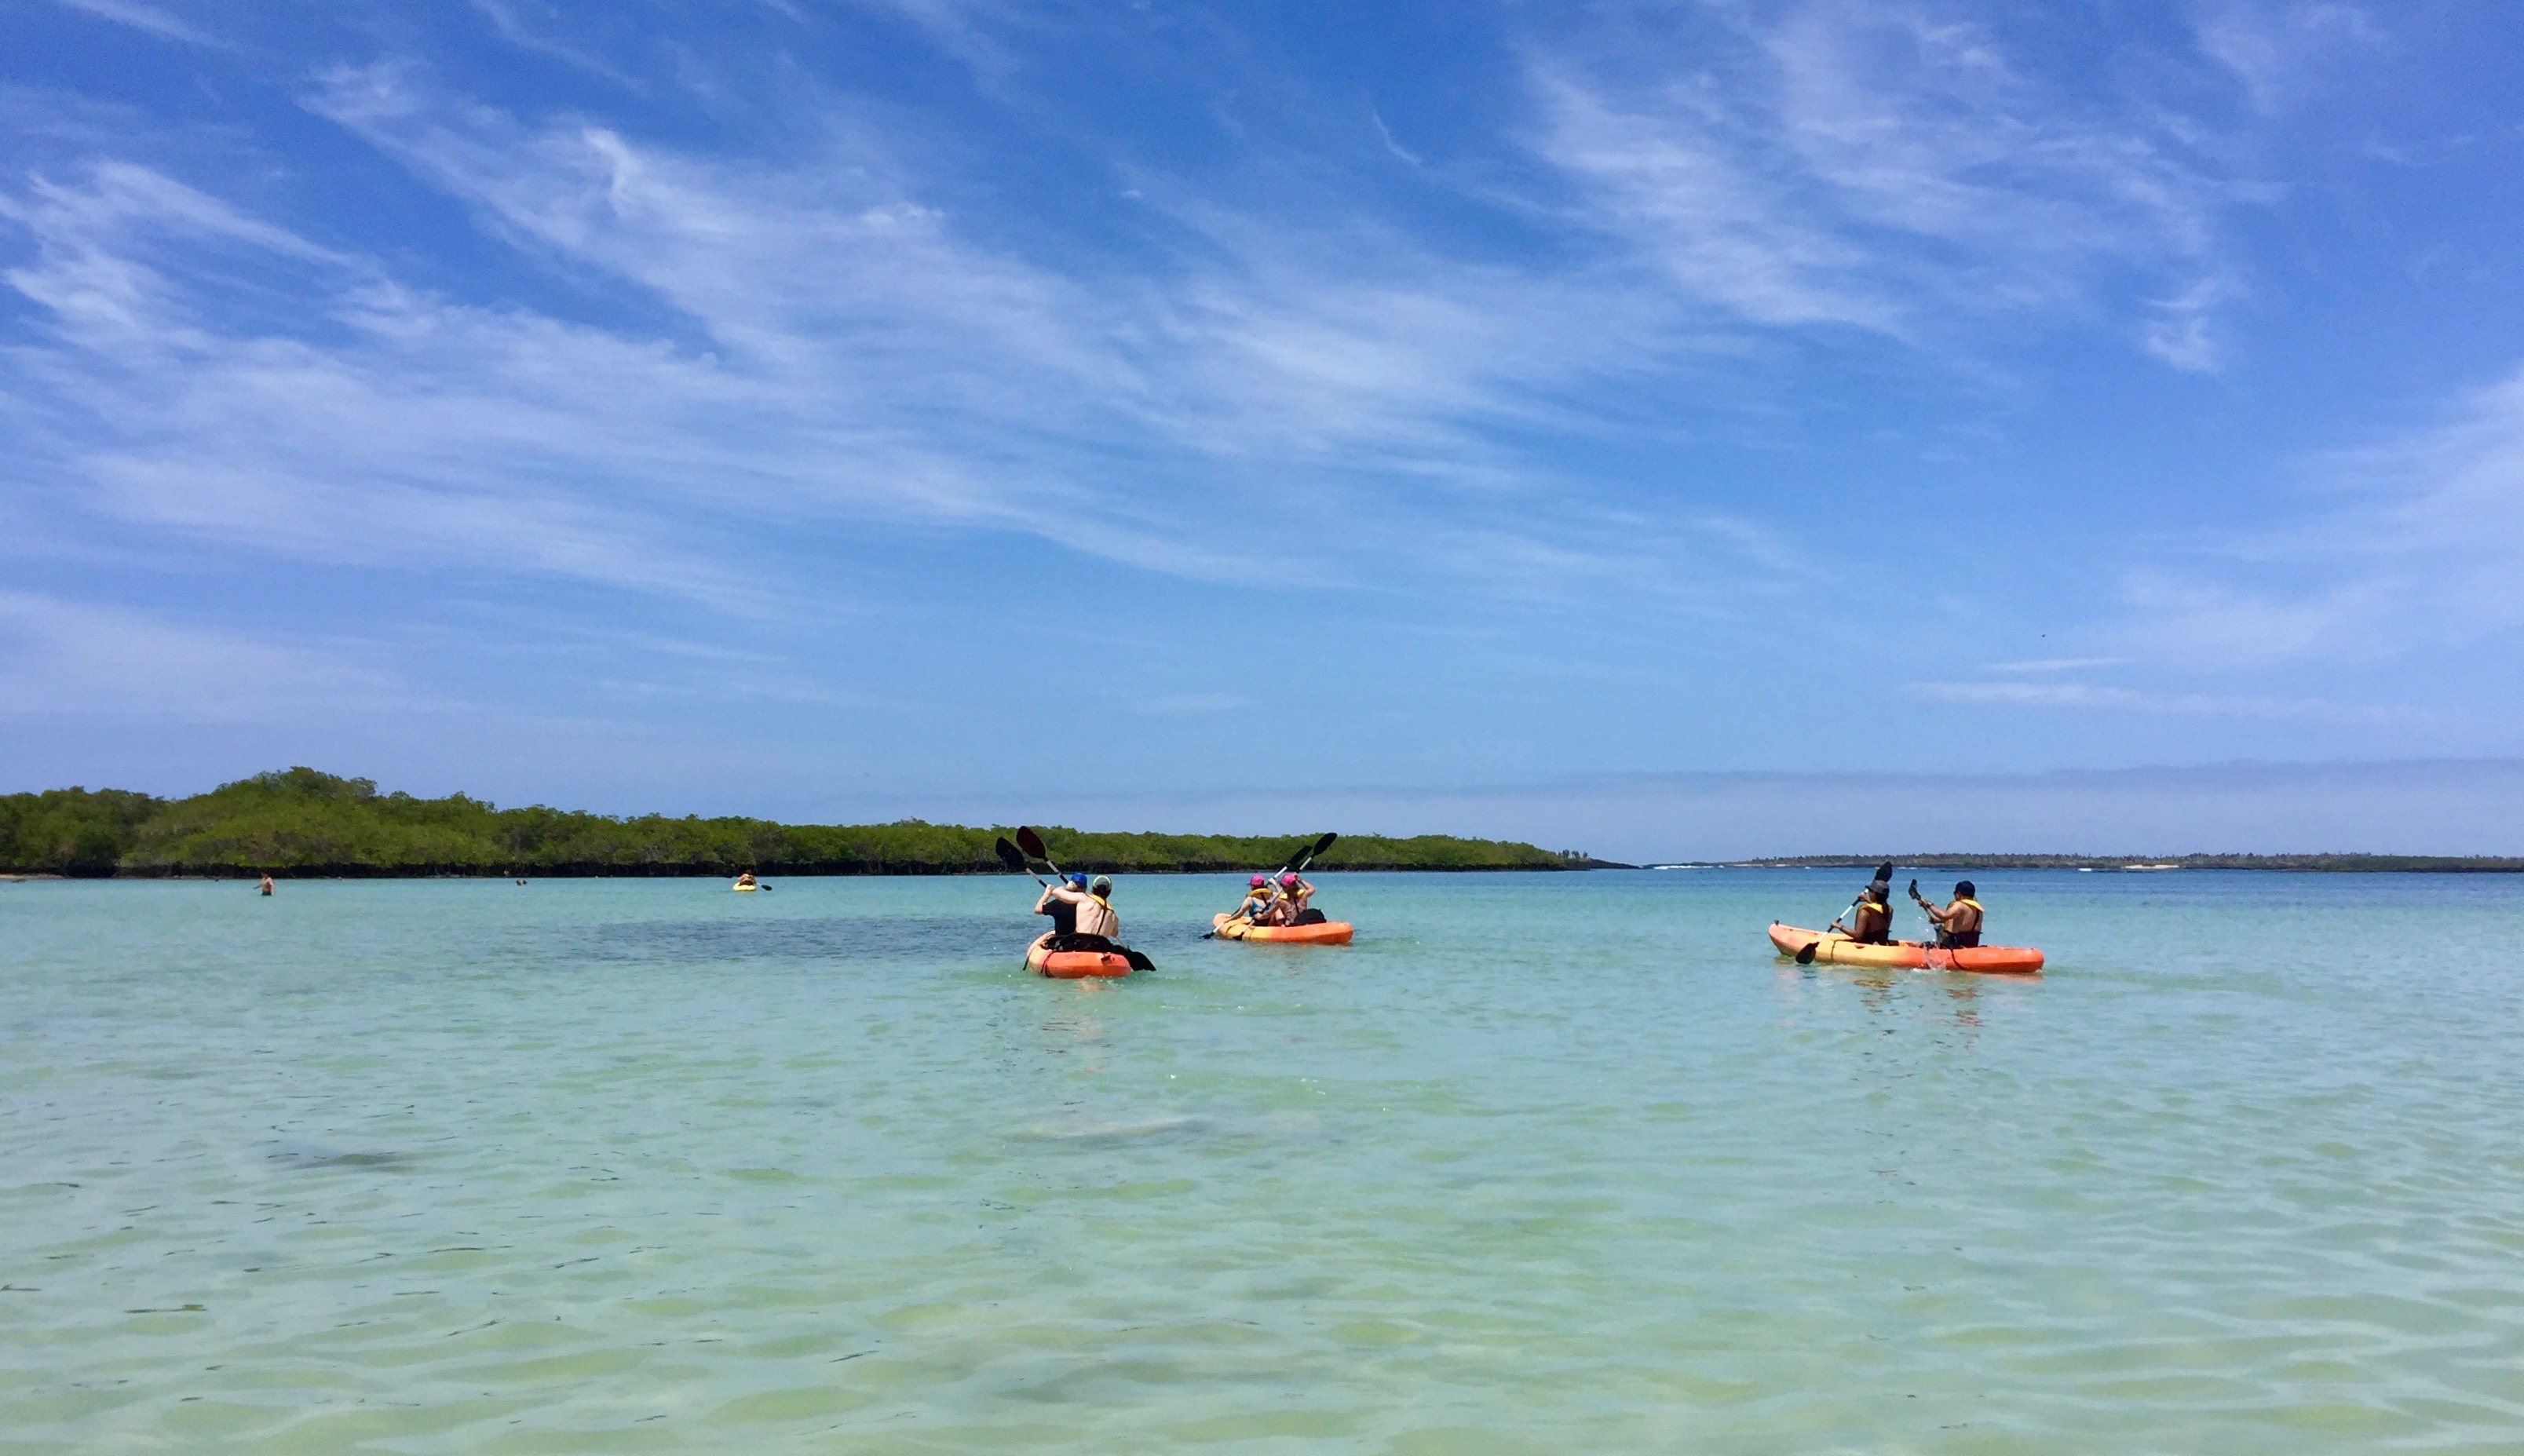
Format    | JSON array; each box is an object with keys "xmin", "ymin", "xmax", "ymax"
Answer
[
  {"xmin": 1211, "ymin": 914, "xmax": 1353, "ymax": 945},
  {"xmin": 732, "ymin": 883, "xmax": 759, "ymax": 892},
  {"xmin": 1026, "ymin": 941, "xmax": 1134, "ymax": 979},
  {"xmin": 1769, "ymin": 923, "xmax": 2043, "ymax": 976}
]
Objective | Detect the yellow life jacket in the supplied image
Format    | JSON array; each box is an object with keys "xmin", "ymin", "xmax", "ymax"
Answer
[{"xmin": 1954, "ymin": 899, "xmax": 1983, "ymax": 912}]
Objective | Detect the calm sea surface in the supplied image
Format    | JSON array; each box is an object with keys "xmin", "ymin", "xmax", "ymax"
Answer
[{"xmin": 4, "ymin": 870, "xmax": 2521, "ymax": 1454}]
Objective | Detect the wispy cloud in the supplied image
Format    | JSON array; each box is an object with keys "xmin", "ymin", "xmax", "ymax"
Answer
[
  {"xmin": 2, "ymin": 60, "xmax": 1790, "ymax": 617},
  {"xmin": 0, "ymin": 590, "xmax": 395, "ymax": 722},
  {"xmin": 2193, "ymin": 0, "xmax": 2383, "ymax": 112},
  {"xmin": 1984, "ymin": 657, "xmax": 2131, "ymax": 673},
  {"xmin": 1911, "ymin": 678, "xmax": 2415, "ymax": 724},
  {"xmin": 2115, "ymin": 362, "xmax": 2524, "ymax": 667},
  {"xmin": 46, "ymin": 0, "xmax": 220, "ymax": 48},
  {"xmin": 1525, "ymin": 0, "xmax": 2240, "ymax": 363}
]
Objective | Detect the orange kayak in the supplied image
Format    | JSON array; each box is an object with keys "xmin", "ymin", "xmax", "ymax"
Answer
[
  {"xmin": 1211, "ymin": 914, "xmax": 1353, "ymax": 945},
  {"xmin": 1769, "ymin": 923, "xmax": 2043, "ymax": 976},
  {"xmin": 1026, "ymin": 941, "xmax": 1134, "ymax": 978}
]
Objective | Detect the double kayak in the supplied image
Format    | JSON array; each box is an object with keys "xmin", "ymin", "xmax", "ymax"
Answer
[
  {"xmin": 1769, "ymin": 923, "xmax": 2043, "ymax": 976},
  {"xmin": 1026, "ymin": 941, "xmax": 1137, "ymax": 979},
  {"xmin": 1211, "ymin": 915, "xmax": 1353, "ymax": 945}
]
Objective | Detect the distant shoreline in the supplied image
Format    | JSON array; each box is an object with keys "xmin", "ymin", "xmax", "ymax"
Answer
[{"xmin": 1693, "ymin": 854, "xmax": 2524, "ymax": 873}]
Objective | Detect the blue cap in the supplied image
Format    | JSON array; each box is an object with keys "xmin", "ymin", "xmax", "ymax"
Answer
[{"xmin": 1067, "ymin": 873, "xmax": 1088, "ymax": 887}]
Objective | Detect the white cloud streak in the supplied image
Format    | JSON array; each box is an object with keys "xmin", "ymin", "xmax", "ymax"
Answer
[
  {"xmin": 1, "ymin": 61, "xmax": 1783, "ymax": 614},
  {"xmin": 45, "ymin": 0, "xmax": 219, "ymax": 47},
  {"xmin": 1527, "ymin": 0, "xmax": 2239, "ymax": 364},
  {"xmin": 2117, "ymin": 363, "xmax": 2524, "ymax": 668}
]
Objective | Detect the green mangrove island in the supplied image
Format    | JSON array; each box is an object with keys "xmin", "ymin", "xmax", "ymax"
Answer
[{"xmin": 0, "ymin": 768, "xmax": 1596, "ymax": 878}]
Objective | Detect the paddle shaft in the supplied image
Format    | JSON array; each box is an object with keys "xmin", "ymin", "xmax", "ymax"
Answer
[{"xmin": 1797, "ymin": 897, "xmax": 1865, "ymax": 964}]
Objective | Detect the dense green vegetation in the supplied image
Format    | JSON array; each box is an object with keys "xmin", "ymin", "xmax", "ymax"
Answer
[
  {"xmin": 1731, "ymin": 853, "xmax": 2524, "ymax": 873},
  {"xmin": 0, "ymin": 768, "xmax": 1585, "ymax": 877}
]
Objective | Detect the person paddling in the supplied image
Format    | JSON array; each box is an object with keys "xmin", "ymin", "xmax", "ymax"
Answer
[
  {"xmin": 1227, "ymin": 875, "xmax": 1276, "ymax": 927},
  {"xmin": 1036, "ymin": 872, "xmax": 1088, "ymax": 940},
  {"xmin": 1276, "ymin": 871, "xmax": 1320, "ymax": 925},
  {"xmin": 1039, "ymin": 874, "xmax": 1127, "ymax": 954},
  {"xmin": 1832, "ymin": 883, "xmax": 1893, "ymax": 944},
  {"xmin": 1911, "ymin": 879, "xmax": 1985, "ymax": 948},
  {"xmin": 257, "ymin": 873, "xmax": 274, "ymax": 897}
]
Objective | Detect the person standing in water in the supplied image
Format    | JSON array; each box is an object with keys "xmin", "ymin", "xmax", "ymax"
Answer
[
  {"xmin": 257, "ymin": 874, "xmax": 274, "ymax": 896},
  {"xmin": 1911, "ymin": 879, "xmax": 1985, "ymax": 948}
]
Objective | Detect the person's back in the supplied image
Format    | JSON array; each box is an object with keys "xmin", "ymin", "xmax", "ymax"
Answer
[
  {"xmin": 1848, "ymin": 895, "xmax": 1892, "ymax": 944},
  {"xmin": 1038, "ymin": 874, "xmax": 1086, "ymax": 937},
  {"xmin": 1073, "ymin": 877, "xmax": 1120, "ymax": 940},
  {"xmin": 1912, "ymin": 878, "xmax": 1984, "ymax": 948},
  {"xmin": 1945, "ymin": 889, "xmax": 1983, "ymax": 947}
]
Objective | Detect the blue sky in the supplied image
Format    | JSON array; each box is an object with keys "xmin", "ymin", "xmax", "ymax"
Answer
[{"xmin": 3, "ymin": 0, "xmax": 2522, "ymax": 856}]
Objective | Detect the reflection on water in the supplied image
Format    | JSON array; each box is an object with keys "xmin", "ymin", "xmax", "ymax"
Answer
[{"xmin": 3, "ymin": 870, "xmax": 2522, "ymax": 1453}]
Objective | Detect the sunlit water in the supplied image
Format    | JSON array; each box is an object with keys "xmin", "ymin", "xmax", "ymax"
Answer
[{"xmin": 4, "ymin": 870, "xmax": 2522, "ymax": 1454}]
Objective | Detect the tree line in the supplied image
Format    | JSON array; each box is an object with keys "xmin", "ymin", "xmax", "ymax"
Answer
[{"xmin": 0, "ymin": 768, "xmax": 1582, "ymax": 878}]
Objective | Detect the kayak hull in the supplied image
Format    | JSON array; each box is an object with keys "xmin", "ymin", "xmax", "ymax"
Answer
[
  {"xmin": 732, "ymin": 884, "xmax": 758, "ymax": 892},
  {"xmin": 1769, "ymin": 923, "xmax": 2043, "ymax": 976},
  {"xmin": 1027, "ymin": 942, "xmax": 1134, "ymax": 979},
  {"xmin": 1211, "ymin": 914, "xmax": 1353, "ymax": 945}
]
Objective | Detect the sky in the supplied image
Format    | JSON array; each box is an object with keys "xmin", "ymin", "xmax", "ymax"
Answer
[{"xmin": 3, "ymin": 0, "xmax": 2522, "ymax": 858}]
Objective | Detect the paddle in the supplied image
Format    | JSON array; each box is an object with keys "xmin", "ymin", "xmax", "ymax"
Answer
[
  {"xmin": 995, "ymin": 836, "xmax": 1045, "ymax": 886},
  {"xmin": 1795, "ymin": 900, "xmax": 1861, "ymax": 965},
  {"xmin": 1796, "ymin": 861, "xmax": 1890, "ymax": 964},
  {"xmin": 1014, "ymin": 826, "xmax": 1063, "ymax": 878}
]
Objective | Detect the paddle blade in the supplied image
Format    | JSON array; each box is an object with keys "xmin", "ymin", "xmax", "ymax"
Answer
[
  {"xmin": 1795, "ymin": 941, "xmax": 1818, "ymax": 965},
  {"xmin": 1123, "ymin": 949, "xmax": 1156, "ymax": 972},
  {"xmin": 994, "ymin": 837, "xmax": 1026, "ymax": 871},
  {"xmin": 1016, "ymin": 827, "xmax": 1049, "ymax": 861}
]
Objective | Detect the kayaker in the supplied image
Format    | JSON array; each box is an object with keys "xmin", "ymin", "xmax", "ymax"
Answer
[
  {"xmin": 1276, "ymin": 871, "xmax": 1320, "ymax": 925},
  {"xmin": 1228, "ymin": 875, "xmax": 1275, "ymax": 926},
  {"xmin": 1911, "ymin": 879, "xmax": 1984, "ymax": 948},
  {"xmin": 1832, "ymin": 883, "xmax": 1893, "ymax": 944},
  {"xmin": 1038, "ymin": 873, "xmax": 1123, "ymax": 952},
  {"xmin": 735, "ymin": 871, "xmax": 757, "ymax": 889},
  {"xmin": 1076, "ymin": 875, "xmax": 1120, "ymax": 941},
  {"xmin": 257, "ymin": 873, "xmax": 274, "ymax": 896},
  {"xmin": 1036, "ymin": 872, "xmax": 1089, "ymax": 939}
]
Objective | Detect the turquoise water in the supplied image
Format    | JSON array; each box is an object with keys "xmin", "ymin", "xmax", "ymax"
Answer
[{"xmin": 4, "ymin": 870, "xmax": 2522, "ymax": 1454}]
